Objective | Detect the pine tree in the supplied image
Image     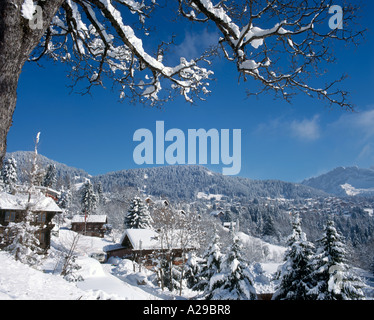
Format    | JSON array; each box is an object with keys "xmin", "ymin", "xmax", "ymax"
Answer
[
  {"xmin": 224, "ymin": 209, "xmax": 232, "ymax": 223},
  {"xmin": 206, "ymin": 236, "xmax": 257, "ymax": 300},
  {"xmin": 184, "ymin": 251, "xmax": 203, "ymax": 290},
  {"xmin": 3, "ymin": 134, "xmax": 46, "ymax": 267},
  {"xmin": 155, "ymin": 255, "xmax": 182, "ymax": 292},
  {"xmin": 58, "ymin": 188, "xmax": 72, "ymax": 210},
  {"xmin": 273, "ymin": 213, "xmax": 315, "ymax": 300},
  {"xmin": 95, "ymin": 182, "xmax": 104, "ymax": 205},
  {"xmin": 194, "ymin": 232, "xmax": 223, "ymax": 293},
  {"xmin": 124, "ymin": 197, "xmax": 152, "ymax": 229},
  {"xmin": 309, "ymin": 219, "xmax": 365, "ymax": 300},
  {"xmin": 262, "ymin": 214, "xmax": 277, "ymax": 238},
  {"xmin": 1, "ymin": 157, "xmax": 17, "ymax": 191},
  {"xmin": 4, "ymin": 202, "xmax": 45, "ymax": 268},
  {"xmin": 370, "ymin": 255, "xmax": 374, "ymax": 275},
  {"xmin": 43, "ymin": 164, "xmax": 57, "ymax": 188},
  {"xmin": 80, "ymin": 180, "xmax": 98, "ymax": 216}
]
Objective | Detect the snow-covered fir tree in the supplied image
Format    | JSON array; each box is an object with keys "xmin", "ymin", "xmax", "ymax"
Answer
[
  {"xmin": 4, "ymin": 201, "xmax": 45, "ymax": 268},
  {"xmin": 124, "ymin": 197, "xmax": 152, "ymax": 229},
  {"xmin": 308, "ymin": 219, "xmax": 365, "ymax": 300},
  {"xmin": 273, "ymin": 213, "xmax": 315, "ymax": 300},
  {"xmin": 43, "ymin": 164, "xmax": 57, "ymax": 189},
  {"xmin": 58, "ymin": 187, "xmax": 72, "ymax": 211},
  {"xmin": 154, "ymin": 254, "xmax": 182, "ymax": 293},
  {"xmin": 205, "ymin": 236, "xmax": 257, "ymax": 300},
  {"xmin": 1, "ymin": 157, "xmax": 17, "ymax": 192},
  {"xmin": 194, "ymin": 231, "xmax": 223, "ymax": 292},
  {"xmin": 57, "ymin": 187, "xmax": 72, "ymax": 223},
  {"xmin": 80, "ymin": 180, "xmax": 98, "ymax": 216},
  {"xmin": 95, "ymin": 182, "xmax": 104, "ymax": 205},
  {"xmin": 3, "ymin": 134, "xmax": 47, "ymax": 267},
  {"xmin": 183, "ymin": 251, "xmax": 203, "ymax": 290}
]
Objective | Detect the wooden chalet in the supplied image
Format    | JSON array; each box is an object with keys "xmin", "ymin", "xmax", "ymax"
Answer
[
  {"xmin": 71, "ymin": 214, "xmax": 108, "ymax": 238},
  {"xmin": 0, "ymin": 191, "xmax": 62, "ymax": 249},
  {"xmin": 35, "ymin": 186, "xmax": 61, "ymax": 202},
  {"xmin": 105, "ymin": 228, "xmax": 195, "ymax": 268},
  {"xmin": 210, "ymin": 210, "xmax": 225, "ymax": 220},
  {"xmin": 145, "ymin": 197, "xmax": 170, "ymax": 207}
]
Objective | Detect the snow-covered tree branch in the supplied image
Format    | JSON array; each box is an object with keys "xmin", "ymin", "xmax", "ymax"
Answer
[
  {"xmin": 0, "ymin": 0, "xmax": 365, "ymax": 168},
  {"xmin": 177, "ymin": 0, "xmax": 364, "ymax": 108}
]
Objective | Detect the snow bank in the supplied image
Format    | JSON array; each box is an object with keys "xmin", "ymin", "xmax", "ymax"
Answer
[
  {"xmin": 237, "ymin": 232, "xmax": 286, "ymax": 263},
  {"xmin": 0, "ymin": 252, "xmax": 86, "ymax": 300}
]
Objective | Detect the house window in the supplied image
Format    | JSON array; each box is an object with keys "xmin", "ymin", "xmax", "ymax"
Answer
[
  {"xmin": 40, "ymin": 232, "xmax": 45, "ymax": 244},
  {"xmin": 36, "ymin": 231, "xmax": 45, "ymax": 244},
  {"xmin": 4, "ymin": 212, "xmax": 16, "ymax": 222},
  {"xmin": 37, "ymin": 213, "xmax": 46, "ymax": 223}
]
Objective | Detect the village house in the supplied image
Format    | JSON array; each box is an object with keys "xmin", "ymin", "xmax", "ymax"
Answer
[
  {"xmin": 0, "ymin": 191, "xmax": 62, "ymax": 249},
  {"xmin": 71, "ymin": 214, "xmax": 108, "ymax": 238},
  {"xmin": 35, "ymin": 186, "xmax": 61, "ymax": 202},
  {"xmin": 104, "ymin": 228, "xmax": 195, "ymax": 268},
  {"xmin": 209, "ymin": 210, "xmax": 225, "ymax": 220},
  {"xmin": 145, "ymin": 197, "xmax": 170, "ymax": 208}
]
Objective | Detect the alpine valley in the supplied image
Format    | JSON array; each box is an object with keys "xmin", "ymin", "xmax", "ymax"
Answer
[{"xmin": 1, "ymin": 151, "xmax": 374, "ymax": 300}]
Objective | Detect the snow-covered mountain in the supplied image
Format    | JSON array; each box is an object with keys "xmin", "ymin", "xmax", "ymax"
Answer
[
  {"xmin": 302, "ymin": 166, "xmax": 374, "ymax": 197},
  {"xmin": 93, "ymin": 166, "xmax": 328, "ymax": 201},
  {"xmin": 5, "ymin": 151, "xmax": 90, "ymax": 185},
  {"xmin": 6, "ymin": 151, "xmax": 327, "ymax": 201}
]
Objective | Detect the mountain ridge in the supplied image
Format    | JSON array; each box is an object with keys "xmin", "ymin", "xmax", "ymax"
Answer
[
  {"xmin": 302, "ymin": 166, "xmax": 374, "ymax": 196},
  {"xmin": 5, "ymin": 151, "xmax": 327, "ymax": 201}
]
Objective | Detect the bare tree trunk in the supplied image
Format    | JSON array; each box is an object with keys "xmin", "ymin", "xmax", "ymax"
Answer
[
  {"xmin": 0, "ymin": 0, "xmax": 24, "ymax": 167},
  {"xmin": 0, "ymin": 0, "xmax": 64, "ymax": 168}
]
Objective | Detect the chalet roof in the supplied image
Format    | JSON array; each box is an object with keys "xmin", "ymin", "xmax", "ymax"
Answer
[
  {"xmin": 119, "ymin": 228, "xmax": 198, "ymax": 251},
  {"xmin": 120, "ymin": 228, "xmax": 160, "ymax": 250},
  {"xmin": 0, "ymin": 192, "xmax": 62, "ymax": 213},
  {"xmin": 223, "ymin": 221, "xmax": 237, "ymax": 228},
  {"xmin": 71, "ymin": 215, "xmax": 108, "ymax": 224},
  {"xmin": 35, "ymin": 186, "xmax": 61, "ymax": 197},
  {"xmin": 210, "ymin": 210, "xmax": 224, "ymax": 216}
]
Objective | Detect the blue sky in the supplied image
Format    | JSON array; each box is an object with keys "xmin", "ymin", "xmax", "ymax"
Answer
[{"xmin": 6, "ymin": 1, "xmax": 374, "ymax": 183}]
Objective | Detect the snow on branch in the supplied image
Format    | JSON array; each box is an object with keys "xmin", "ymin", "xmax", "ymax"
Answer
[
  {"xmin": 28, "ymin": 0, "xmax": 364, "ymax": 108},
  {"xmin": 177, "ymin": 0, "xmax": 365, "ymax": 109},
  {"xmin": 30, "ymin": 0, "xmax": 214, "ymax": 106}
]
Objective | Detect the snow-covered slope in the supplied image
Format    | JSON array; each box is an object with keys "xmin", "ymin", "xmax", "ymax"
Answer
[
  {"xmin": 0, "ymin": 251, "xmax": 87, "ymax": 300},
  {"xmin": 302, "ymin": 166, "xmax": 374, "ymax": 196},
  {"xmin": 7, "ymin": 151, "xmax": 327, "ymax": 201},
  {"xmin": 0, "ymin": 228, "xmax": 285, "ymax": 300},
  {"xmin": 0, "ymin": 230, "xmax": 173, "ymax": 300},
  {"xmin": 5, "ymin": 151, "xmax": 90, "ymax": 184}
]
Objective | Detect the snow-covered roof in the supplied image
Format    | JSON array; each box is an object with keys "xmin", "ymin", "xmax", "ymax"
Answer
[
  {"xmin": 0, "ymin": 192, "xmax": 62, "ymax": 213},
  {"xmin": 71, "ymin": 215, "xmax": 108, "ymax": 224},
  {"xmin": 35, "ymin": 186, "xmax": 61, "ymax": 197},
  {"xmin": 223, "ymin": 221, "xmax": 237, "ymax": 228},
  {"xmin": 119, "ymin": 228, "xmax": 198, "ymax": 251},
  {"xmin": 120, "ymin": 229, "xmax": 160, "ymax": 250},
  {"xmin": 210, "ymin": 210, "xmax": 224, "ymax": 216}
]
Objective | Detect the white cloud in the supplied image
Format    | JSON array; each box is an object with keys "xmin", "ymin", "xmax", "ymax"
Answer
[
  {"xmin": 255, "ymin": 115, "xmax": 321, "ymax": 142},
  {"xmin": 174, "ymin": 29, "xmax": 219, "ymax": 60},
  {"xmin": 357, "ymin": 143, "xmax": 374, "ymax": 160},
  {"xmin": 332, "ymin": 108, "xmax": 374, "ymax": 139},
  {"xmin": 328, "ymin": 107, "xmax": 374, "ymax": 166},
  {"xmin": 289, "ymin": 115, "xmax": 321, "ymax": 141}
]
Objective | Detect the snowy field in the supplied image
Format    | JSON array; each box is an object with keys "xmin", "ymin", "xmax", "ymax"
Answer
[
  {"xmin": 0, "ymin": 229, "xmax": 188, "ymax": 300},
  {"xmin": 0, "ymin": 229, "xmax": 282, "ymax": 300},
  {"xmin": 0, "ymin": 228, "xmax": 372, "ymax": 300}
]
